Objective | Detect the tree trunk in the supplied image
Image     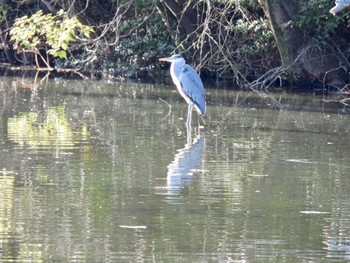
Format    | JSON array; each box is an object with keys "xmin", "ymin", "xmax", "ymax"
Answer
[
  {"xmin": 159, "ymin": 0, "xmax": 197, "ymax": 38},
  {"xmin": 259, "ymin": 0, "xmax": 339, "ymax": 86}
]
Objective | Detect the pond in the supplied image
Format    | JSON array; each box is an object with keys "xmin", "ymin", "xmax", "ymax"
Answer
[{"xmin": 0, "ymin": 74, "xmax": 349, "ymax": 262}]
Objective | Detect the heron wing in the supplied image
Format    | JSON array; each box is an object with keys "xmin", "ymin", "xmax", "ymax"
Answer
[{"xmin": 178, "ymin": 65, "xmax": 206, "ymax": 114}]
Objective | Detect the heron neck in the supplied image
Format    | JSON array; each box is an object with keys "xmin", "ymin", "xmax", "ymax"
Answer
[{"xmin": 170, "ymin": 60, "xmax": 185, "ymax": 76}]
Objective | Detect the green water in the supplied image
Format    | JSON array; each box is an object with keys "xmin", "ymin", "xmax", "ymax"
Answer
[{"xmin": 0, "ymin": 75, "xmax": 349, "ymax": 262}]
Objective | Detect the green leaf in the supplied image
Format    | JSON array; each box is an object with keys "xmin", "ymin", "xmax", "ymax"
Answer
[
  {"xmin": 10, "ymin": 9, "xmax": 93, "ymax": 66},
  {"xmin": 54, "ymin": 50, "xmax": 67, "ymax": 59}
]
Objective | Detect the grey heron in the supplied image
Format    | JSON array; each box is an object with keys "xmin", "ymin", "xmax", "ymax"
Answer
[{"xmin": 159, "ymin": 54, "xmax": 206, "ymax": 126}]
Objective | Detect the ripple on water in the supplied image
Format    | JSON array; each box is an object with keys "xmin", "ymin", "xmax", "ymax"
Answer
[{"xmin": 322, "ymin": 200, "xmax": 350, "ymax": 262}]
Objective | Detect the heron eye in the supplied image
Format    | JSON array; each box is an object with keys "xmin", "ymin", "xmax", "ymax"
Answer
[{"xmin": 173, "ymin": 55, "xmax": 183, "ymax": 59}]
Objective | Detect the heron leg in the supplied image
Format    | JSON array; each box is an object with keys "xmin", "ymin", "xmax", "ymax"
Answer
[
  {"xmin": 186, "ymin": 103, "xmax": 193, "ymax": 126},
  {"xmin": 186, "ymin": 121, "xmax": 192, "ymax": 145}
]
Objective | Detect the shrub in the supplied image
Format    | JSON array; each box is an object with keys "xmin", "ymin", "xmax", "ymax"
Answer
[{"xmin": 10, "ymin": 9, "xmax": 94, "ymax": 68}]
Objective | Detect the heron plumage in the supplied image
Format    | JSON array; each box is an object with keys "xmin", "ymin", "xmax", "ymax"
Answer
[{"xmin": 177, "ymin": 65, "xmax": 205, "ymax": 115}]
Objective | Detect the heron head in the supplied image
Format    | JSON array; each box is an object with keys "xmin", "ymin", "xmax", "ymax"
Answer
[{"xmin": 159, "ymin": 54, "xmax": 185, "ymax": 63}]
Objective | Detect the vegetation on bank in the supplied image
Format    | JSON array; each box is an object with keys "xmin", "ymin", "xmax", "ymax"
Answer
[{"xmin": 0, "ymin": 0, "xmax": 349, "ymax": 91}]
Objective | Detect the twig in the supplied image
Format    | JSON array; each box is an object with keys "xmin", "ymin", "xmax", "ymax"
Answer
[
  {"xmin": 246, "ymin": 46, "xmax": 310, "ymax": 90},
  {"xmin": 158, "ymin": 98, "xmax": 172, "ymax": 119}
]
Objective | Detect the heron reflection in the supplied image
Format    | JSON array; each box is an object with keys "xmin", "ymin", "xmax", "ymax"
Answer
[{"xmin": 165, "ymin": 135, "xmax": 205, "ymax": 200}]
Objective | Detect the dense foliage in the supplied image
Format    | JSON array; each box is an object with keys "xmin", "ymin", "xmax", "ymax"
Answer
[
  {"xmin": 293, "ymin": 0, "xmax": 350, "ymax": 89},
  {"xmin": 10, "ymin": 10, "xmax": 93, "ymax": 68},
  {"xmin": 0, "ymin": 0, "xmax": 349, "ymax": 89}
]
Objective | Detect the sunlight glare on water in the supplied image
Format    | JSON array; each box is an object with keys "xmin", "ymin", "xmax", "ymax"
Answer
[{"xmin": 0, "ymin": 75, "xmax": 349, "ymax": 262}]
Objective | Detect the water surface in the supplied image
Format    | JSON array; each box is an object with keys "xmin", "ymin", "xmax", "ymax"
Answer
[{"xmin": 0, "ymin": 75, "xmax": 349, "ymax": 262}]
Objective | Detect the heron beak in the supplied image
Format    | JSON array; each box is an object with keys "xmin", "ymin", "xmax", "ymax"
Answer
[{"xmin": 159, "ymin": 57, "xmax": 172, "ymax": 62}]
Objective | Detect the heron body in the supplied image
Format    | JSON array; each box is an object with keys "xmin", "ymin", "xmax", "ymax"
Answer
[{"xmin": 159, "ymin": 54, "xmax": 206, "ymax": 125}]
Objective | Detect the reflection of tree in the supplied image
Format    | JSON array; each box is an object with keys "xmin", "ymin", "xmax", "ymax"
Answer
[
  {"xmin": 7, "ymin": 106, "xmax": 90, "ymax": 151},
  {"xmin": 0, "ymin": 173, "xmax": 42, "ymax": 262},
  {"xmin": 0, "ymin": 173, "xmax": 15, "ymax": 243}
]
